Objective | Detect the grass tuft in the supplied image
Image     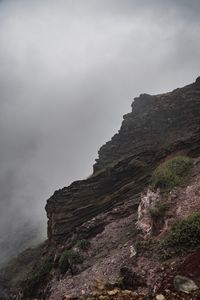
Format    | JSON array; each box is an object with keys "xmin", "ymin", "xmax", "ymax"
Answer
[
  {"xmin": 77, "ymin": 239, "xmax": 91, "ymax": 251},
  {"xmin": 59, "ymin": 250, "xmax": 83, "ymax": 274},
  {"xmin": 150, "ymin": 202, "xmax": 168, "ymax": 221},
  {"xmin": 151, "ymin": 155, "xmax": 193, "ymax": 191}
]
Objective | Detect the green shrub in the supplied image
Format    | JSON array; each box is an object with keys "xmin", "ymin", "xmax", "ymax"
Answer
[
  {"xmin": 151, "ymin": 155, "xmax": 192, "ymax": 191},
  {"xmin": 135, "ymin": 239, "xmax": 157, "ymax": 256},
  {"xmin": 77, "ymin": 239, "xmax": 91, "ymax": 251},
  {"xmin": 135, "ymin": 240, "xmax": 143, "ymax": 256},
  {"xmin": 161, "ymin": 212, "xmax": 200, "ymax": 253},
  {"xmin": 23, "ymin": 259, "xmax": 51, "ymax": 297},
  {"xmin": 150, "ymin": 202, "xmax": 168, "ymax": 221},
  {"xmin": 59, "ymin": 250, "xmax": 83, "ymax": 274},
  {"xmin": 29, "ymin": 259, "xmax": 51, "ymax": 283}
]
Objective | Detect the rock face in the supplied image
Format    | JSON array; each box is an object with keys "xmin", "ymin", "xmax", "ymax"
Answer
[
  {"xmin": 136, "ymin": 189, "xmax": 160, "ymax": 236},
  {"xmin": 94, "ymin": 78, "xmax": 200, "ymax": 172},
  {"xmin": 46, "ymin": 155, "xmax": 152, "ymax": 242},
  {"xmin": 46, "ymin": 78, "xmax": 200, "ymax": 242}
]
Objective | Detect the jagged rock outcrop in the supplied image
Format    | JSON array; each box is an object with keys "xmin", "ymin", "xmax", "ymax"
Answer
[
  {"xmin": 136, "ymin": 189, "xmax": 160, "ymax": 236},
  {"xmin": 94, "ymin": 78, "xmax": 200, "ymax": 172},
  {"xmin": 46, "ymin": 78, "xmax": 200, "ymax": 242}
]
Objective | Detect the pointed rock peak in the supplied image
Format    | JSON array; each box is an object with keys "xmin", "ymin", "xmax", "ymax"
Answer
[{"xmin": 195, "ymin": 76, "xmax": 200, "ymax": 85}]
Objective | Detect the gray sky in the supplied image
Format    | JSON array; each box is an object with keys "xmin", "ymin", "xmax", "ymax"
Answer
[{"xmin": 0, "ymin": 0, "xmax": 200, "ymax": 263}]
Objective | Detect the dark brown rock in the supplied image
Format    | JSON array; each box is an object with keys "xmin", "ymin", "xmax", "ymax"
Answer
[
  {"xmin": 120, "ymin": 266, "xmax": 146, "ymax": 289},
  {"xmin": 46, "ymin": 155, "xmax": 151, "ymax": 242}
]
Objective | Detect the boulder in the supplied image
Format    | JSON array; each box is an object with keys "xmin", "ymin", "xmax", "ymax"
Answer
[{"xmin": 173, "ymin": 275, "xmax": 199, "ymax": 294}]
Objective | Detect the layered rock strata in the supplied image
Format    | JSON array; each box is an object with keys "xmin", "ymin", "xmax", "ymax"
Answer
[{"xmin": 46, "ymin": 78, "xmax": 200, "ymax": 242}]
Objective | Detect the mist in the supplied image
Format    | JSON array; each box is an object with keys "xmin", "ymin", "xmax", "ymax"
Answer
[{"xmin": 0, "ymin": 0, "xmax": 200, "ymax": 265}]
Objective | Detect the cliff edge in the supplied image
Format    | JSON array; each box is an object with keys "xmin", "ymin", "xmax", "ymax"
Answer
[{"xmin": 46, "ymin": 78, "xmax": 200, "ymax": 243}]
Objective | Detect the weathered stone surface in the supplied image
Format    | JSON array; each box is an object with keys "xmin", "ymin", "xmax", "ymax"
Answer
[
  {"xmin": 46, "ymin": 78, "xmax": 200, "ymax": 242},
  {"xmin": 173, "ymin": 275, "xmax": 199, "ymax": 294},
  {"xmin": 156, "ymin": 295, "xmax": 166, "ymax": 300},
  {"xmin": 136, "ymin": 189, "xmax": 160, "ymax": 236}
]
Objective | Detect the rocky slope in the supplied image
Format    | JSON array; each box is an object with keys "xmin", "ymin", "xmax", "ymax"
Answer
[
  {"xmin": 46, "ymin": 156, "xmax": 200, "ymax": 300},
  {"xmin": 1, "ymin": 77, "xmax": 200, "ymax": 300}
]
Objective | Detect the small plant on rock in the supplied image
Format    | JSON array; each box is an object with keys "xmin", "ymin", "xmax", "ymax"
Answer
[
  {"xmin": 23, "ymin": 259, "xmax": 52, "ymax": 298},
  {"xmin": 59, "ymin": 250, "xmax": 83, "ymax": 274},
  {"xmin": 135, "ymin": 239, "xmax": 157, "ymax": 256},
  {"xmin": 77, "ymin": 239, "xmax": 91, "ymax": 251},
  {"xmin": 150, "ymin": 202, "xmax": 168, "ymax": 221},
  {"xmin": 150, "ymin": 201, "xmax": 168, "ymax": 235},
  {"xmin": 28, "ymin": 259, "xmax": 51, "ymax": 285}
]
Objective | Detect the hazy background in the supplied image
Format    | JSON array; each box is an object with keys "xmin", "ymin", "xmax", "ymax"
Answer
[{"xmin": 0, "ymin": 0, "xmax": 200, "ymax": 265}]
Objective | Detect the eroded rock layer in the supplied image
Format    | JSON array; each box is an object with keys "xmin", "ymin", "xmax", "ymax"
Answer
[{"xmin": 46, "ymin": 78, "xmax": 200, "ymax": 242}]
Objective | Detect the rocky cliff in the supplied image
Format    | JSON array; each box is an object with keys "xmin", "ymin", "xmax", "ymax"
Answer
[
  {"xmin": 46, "ymin": 78, "xmax": 200, "ymax": 243},
  {"xmin": 2, "ymin": 78, "xmax": 200, "ymax": 300},
  {"xmin": 94, "ymin": 78, "xmax": 200, "ymax": 172}
]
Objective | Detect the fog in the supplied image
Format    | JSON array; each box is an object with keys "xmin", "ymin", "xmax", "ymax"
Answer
[{"xmin": 0, "ymin": 0, "xmax": 200, "ymax": 264}]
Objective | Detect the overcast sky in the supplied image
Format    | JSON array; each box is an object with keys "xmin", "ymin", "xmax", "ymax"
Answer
[{"xmin": 0, "ymin": 0, "xmax": 200, "ymax": 263}]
